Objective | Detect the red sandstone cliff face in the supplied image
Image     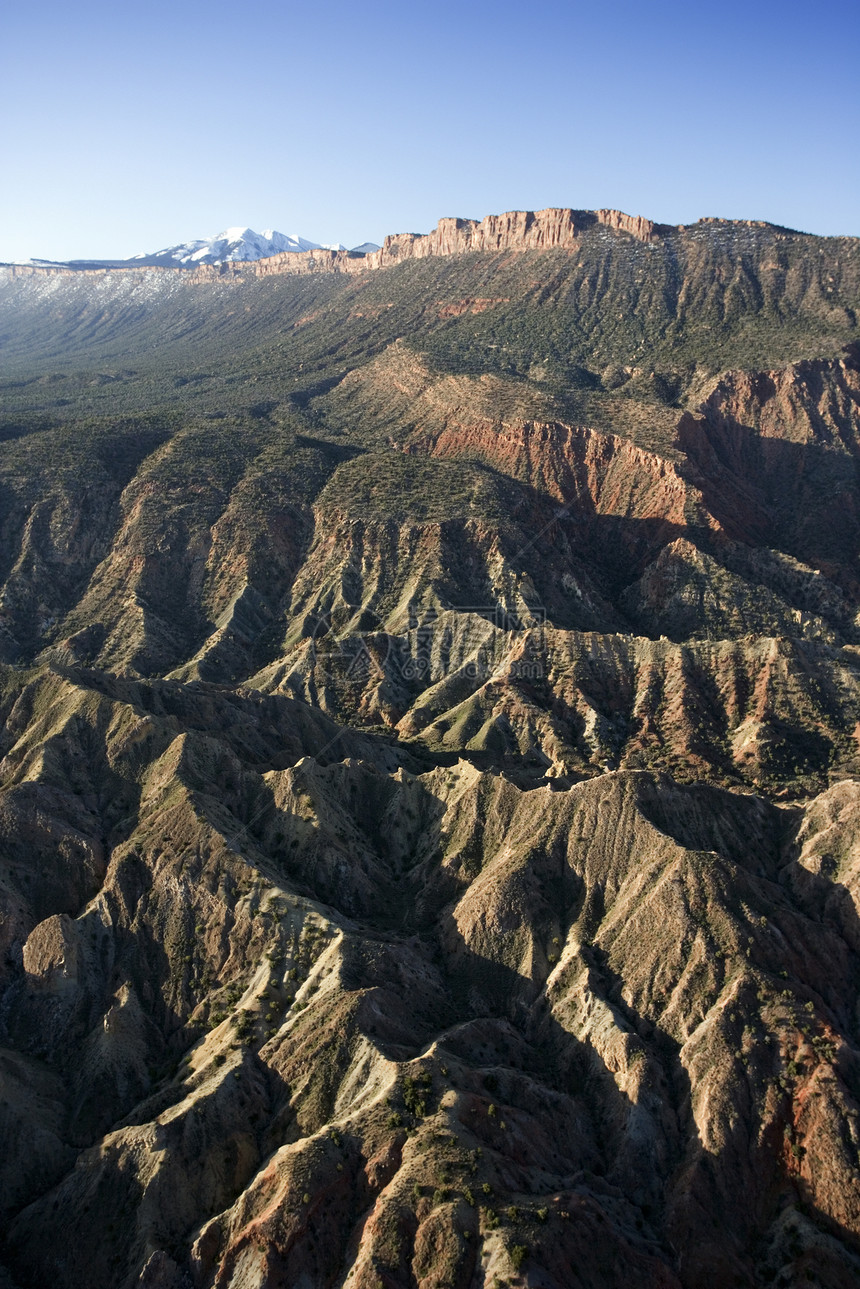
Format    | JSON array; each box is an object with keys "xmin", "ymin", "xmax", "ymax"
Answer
[
  {"xmin": 364, "ymin": 207, "xmax": 661, "ymax": 266},
  {"xmin": 425, "ymin": 418, "xmax": 700, "ymax": 526},
  {"xmin": 245, "ymin": 208, "xmax": 664, "ymax": 280}
]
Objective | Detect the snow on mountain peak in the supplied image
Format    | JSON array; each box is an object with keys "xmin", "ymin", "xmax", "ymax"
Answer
[{"xmin": 133, "ymin": 226, "xmax": 329, "ymax": 267}]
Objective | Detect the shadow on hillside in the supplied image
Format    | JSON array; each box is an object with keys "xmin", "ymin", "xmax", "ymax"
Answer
[{"xmin": 676, "ymin": 406, "xmax": 860, "ymax": 594}]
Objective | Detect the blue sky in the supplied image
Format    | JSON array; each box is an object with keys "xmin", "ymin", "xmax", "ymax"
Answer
[{"xmin": 2, "ymin": 0, "xmax": 858, "ymax": 260}]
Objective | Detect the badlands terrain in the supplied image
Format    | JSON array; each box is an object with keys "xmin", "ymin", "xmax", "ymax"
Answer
[{"xmin": 1, "ymin": 207, "xmax": 860, "ymax": 1288}]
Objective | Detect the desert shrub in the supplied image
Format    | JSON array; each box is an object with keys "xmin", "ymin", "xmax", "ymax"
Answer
[{"xmin": 509, "ymin": 1244, "xmax": 528, "ymax": 1271}]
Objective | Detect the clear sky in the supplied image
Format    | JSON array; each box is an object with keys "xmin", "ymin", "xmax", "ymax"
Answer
[{"xmin": 2, "ymin": 0, "xmax": 858, "ymax": 261}]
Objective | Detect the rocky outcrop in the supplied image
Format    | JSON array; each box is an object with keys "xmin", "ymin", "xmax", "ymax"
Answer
[
  {"xmin": 424, "ymin": 417, "xmax": 700, "ymax": 523},
  {"xmin": 229, "ymin": 208, "xmax": 664, "ymax": 281},
  {"xmin": 365, "ymin": 207, "xmax": 662, "ymax": 263}
]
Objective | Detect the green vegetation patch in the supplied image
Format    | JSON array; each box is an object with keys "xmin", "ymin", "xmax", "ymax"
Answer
[{"xmin": 317, "ymin": 451, "xmax": 516, "ymax": 524}]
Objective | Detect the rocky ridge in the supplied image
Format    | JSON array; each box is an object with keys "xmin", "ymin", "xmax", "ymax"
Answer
[{"xmin": 1, "ymin": 206, "xmax": 809, "ymax": 285}]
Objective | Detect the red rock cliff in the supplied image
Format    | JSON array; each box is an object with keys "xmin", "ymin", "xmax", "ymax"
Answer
[
  {"xmin": 246, "ymin": 208, "xmax": 662, "ymax": 277},
  {"xmin": 3, "ymin": 209, "xmax": 666, "ymax": 284}
]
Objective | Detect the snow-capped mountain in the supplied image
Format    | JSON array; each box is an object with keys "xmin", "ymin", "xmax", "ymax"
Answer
[
  {"xmin": 133, "ymin": 227, "xmax": 348, "ymax": 267},
  {"xmin": 5, "ymin": 229, "xmax": 381, "ymax": 270}
]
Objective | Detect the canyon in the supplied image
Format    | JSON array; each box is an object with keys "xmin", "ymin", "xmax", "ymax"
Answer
[{"xmin": 0, "ymin": 208, "xmax": 860, "ymax": 1288}]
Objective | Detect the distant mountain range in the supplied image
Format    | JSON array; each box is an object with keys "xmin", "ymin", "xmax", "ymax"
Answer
[
  {"xmin": 15, "ymin": 226, "xmax": 381, "ymax": 269},
  {"xmin": 134, "ymin": 226, "xmax": 339, "ymax": 265}
]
